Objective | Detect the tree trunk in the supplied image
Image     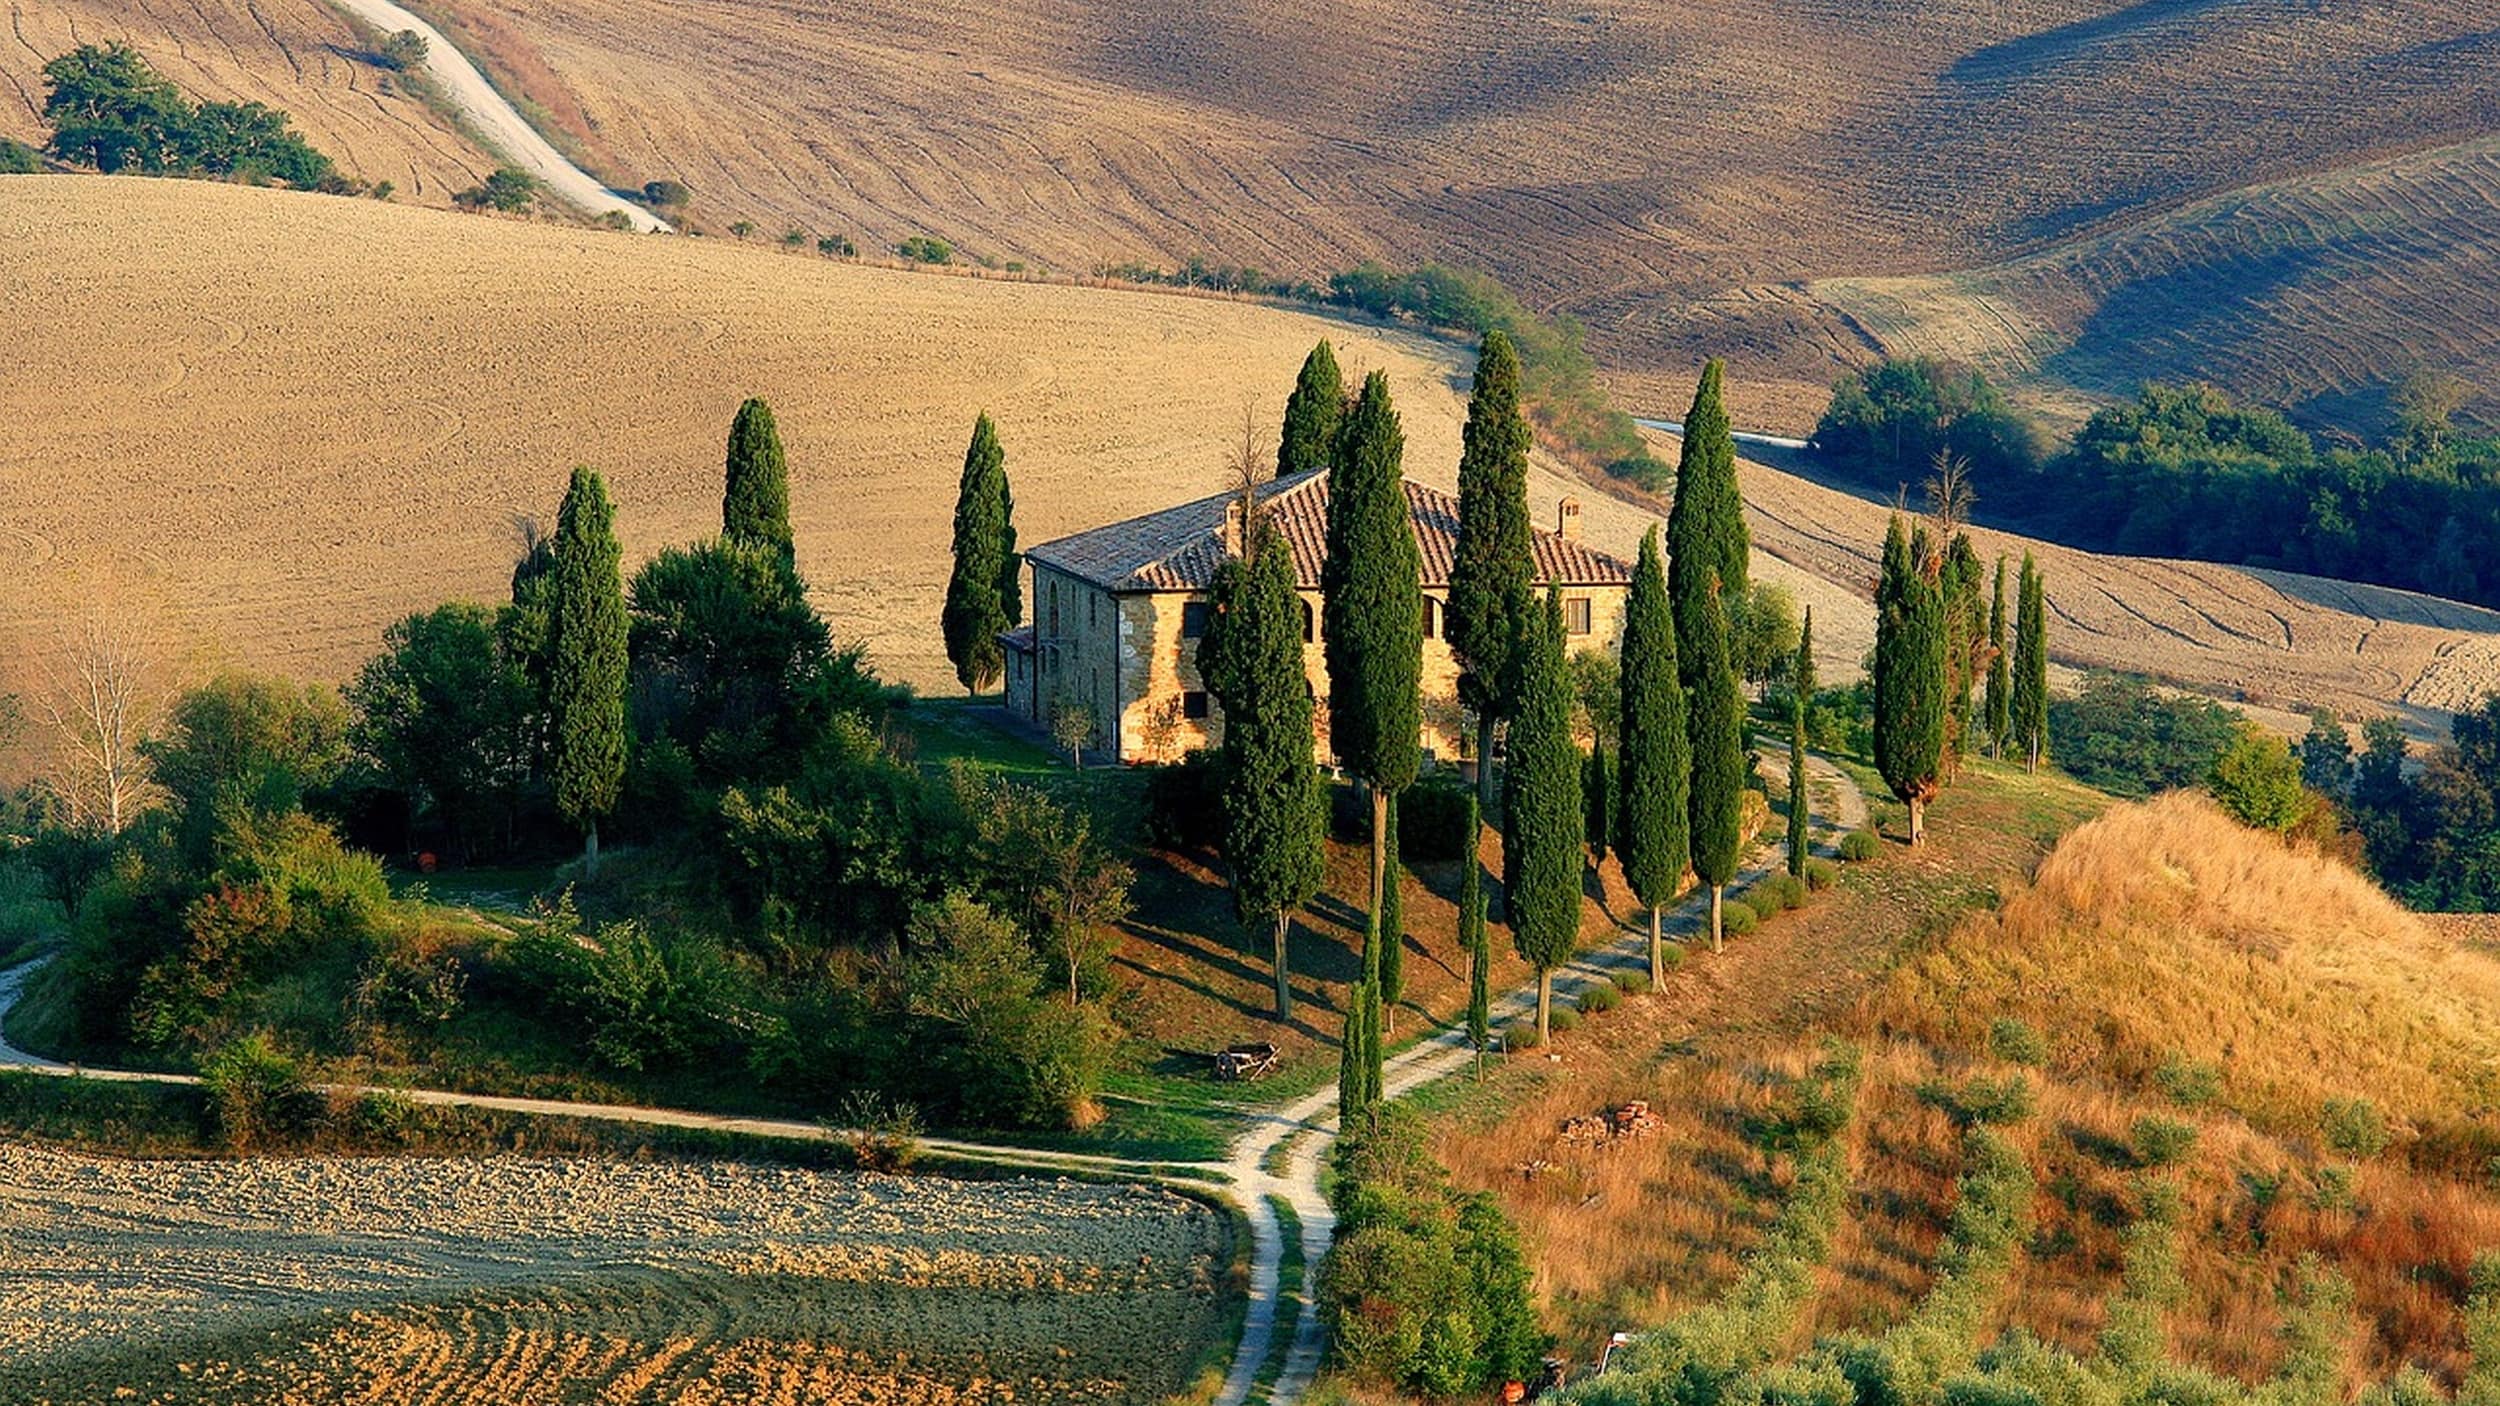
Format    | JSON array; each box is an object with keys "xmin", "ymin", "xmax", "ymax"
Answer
[
  {"xmin": 1648, "ymin": 903, "xmax": 1664, "ymax": 988},
  {"xmin": 1368, "ymin": 786, "xmax": 1389, "ymax": 925},
  {"xmin": 1909, "ymin": 795, "xmax": 1926, "ymax": 846},
  {"xmin": 1272, "ymin": 912, "xmax": 1292, "ymax": 1021},
  {"xmin": 1069, "ymin": 947, "xmax": 1082, "ymax": 1007},
  {"xmin": 1710, "ymin": 884, "xmax": 1724, "ymax": 955},
  {"xmin": 583, "ymin": 819, "xmax": 601, "ymax": 877},
  {"xmin": 1476, "ymin": 713, "xmax": 1498, "ymax": 815},
  {"xmin": 1536, "ymin": 969, "xmax": 1552, "ymax": 1045},
  {"xmin": 2027, "ymin": 735, "xmax": 2041, "ymax": 774}
]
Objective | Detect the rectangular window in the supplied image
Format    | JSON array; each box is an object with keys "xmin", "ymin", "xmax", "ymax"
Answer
[
  {"xmin": 1420, "ymin": 596, "xmax": 1440, "ymax": 639},
  {"xmin": 1181, "ymin": 600, "xmax": 1213, "ymax": 639},
  {"xmin": 1566, "ymin": 597, "xmax": 1592, "ymax": 636},
  {"xmin": 1183, "ymin": 691, "xmax": 1211, "ymax": 720},
  {"xmin": 1049, "ymin": 580, "xmax": 1060, "ymax": 635}
]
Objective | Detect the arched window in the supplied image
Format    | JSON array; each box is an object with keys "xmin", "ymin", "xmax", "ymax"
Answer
[{"xmin": 1301, "ymin": 598, "xmax": 1315, "ymax": 643}]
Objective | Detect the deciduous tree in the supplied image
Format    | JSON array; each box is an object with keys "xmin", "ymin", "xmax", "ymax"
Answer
[{"xmin": 1616, "ymin": 527, "xmax": 1689, "ymax": 986}]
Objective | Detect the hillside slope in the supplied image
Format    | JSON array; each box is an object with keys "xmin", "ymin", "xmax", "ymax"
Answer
[
  {"xmin": 287, "ymin": 0, "xmax": 2500, "ymax": 424},
  {"xmin": 0, "ymin": 0, "xmax": 494, "ymax": 203}
]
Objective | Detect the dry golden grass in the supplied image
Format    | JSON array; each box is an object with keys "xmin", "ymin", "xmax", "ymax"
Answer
[{"xmin": 0, "ymin": 0, "xmax": 493, "ymax": 202}]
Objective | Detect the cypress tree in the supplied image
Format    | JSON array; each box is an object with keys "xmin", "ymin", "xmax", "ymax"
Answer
[
  {"xmin": 1379, "ymin": 798, "xmax": 1404, "ymax": 1029},
  {"xmin": 1985, "ymin": 557, "xmax": 2012, "ymax": 759},
  {"xmin": 1874, "ymin": 516, "xmax": 1948, "ymax": 844},
  {"xmin": 1616, "ymin": 526, "xmax": 1690, "ymax": 987},
  {"xmin": 1201, "ymin": 526, "xmax": 1324, "ymax": 1020},
  {"xmin": 1666, "ymin": 359, "xmax": 1750, "ymax": 684},
  {"xmin": 1941, "ymin": 532, "xmax": 1985, "ymax": 777},
  {"xmin": 1505, "ymin": 588, "xmax": 1583, "ymax": 1043},
  {"xmin": 942, "ymin": 412, "xmax": 1020, "ymax": 694},
  {"xmin": 722, "ymin": 398, "xmax": 793, "ymax": 556},
  {"xmin": 1583, "ymin": 741, "xmax": 1613, "ymax": 865},
  {"xmin": 1446, "ymin": 331, "xmax": 1537, "ymax": 813},
  {"xmin": 1322, "ymin": 370, "xmax": 1424, "ymax": 938},
  {"xmin": 1688, "ymin": 571, "xmax": 1746, "ymax": 951},
  {"xmin": 548, "ymin": 466, "xmax": 627, "ymax": 872},
  {"xmin": 2013, "ymin": 553, "xmax": 2051, "ymax": 771},
  {"xmin": 1461, "ymin": 790, "xmax": 1490, "ymax": 1073},
  {"xmin": 1339, "ymin": 978, "xmax": 1371, "ymax": 1122},
  {"xmin": 1278, "ymin": 342, "xmax": 1344, "ymax": 480},
  {"xmin": 1788, "ymin": 608, "xmax": 1815, "ymax": 877}
]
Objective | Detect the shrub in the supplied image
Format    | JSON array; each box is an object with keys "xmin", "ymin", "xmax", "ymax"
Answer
[
  {"xmin": 453, "ymin": 166, "xmax": 538, "ymax": 213},
  {"xmin": 1988, "ymin": 1017, "xmax": 2048, "ymax": 1067},
  {"xmin": 1722, "ymin": 900, "xmax": 1760, "ymax": 937},
  {"xmin": 1141, "ymin": 750, "xmax": 1223, "ymax": 850},
  {"xmin": 599, "ymin": 210, "xmax": 632, "ymax": 232},
  {"xmin": 2322, "ymin": 1097, "xmax": 2390, "ymax": 1158},
  {"xmin": 640, "ymin": 178, "xmax": 691, "ymax": 207},
  {"xmin": 832, "ymin": 1090, "xmax": 923, "ymax": 1173},
  {"xmin": 1578, "ymin": 983, "xmax": 1618, "ymax": 1016},
  {"xmin": 2308, "ymin": 1164, "xmax": 2358, "ymax": 1212},
  {"xmin": 728, "ymin": 219, "xmax": 756, "ymax": 238},
  {"xmin": 1611, "ymin": 969, "xmax": 1651, "ymax": 997},
  {"xmin": 1398, "ymin": 776, "xmax": 1477, "ymax": 862},
  {"xmin": 340, "ymin": 1087, "xmax": 420, "ymax": 1146},
  {"xmin": 376, "ymin": 29, "xmax": 428, "ymax": 70},
  {"xmin": 897, "ymin": 234, "xmax": 954, "ymax": 264},
  {"xmin": 2131, "ymin": 1115, "xmax": 2198, "ymax": 1168},
  {"xmin": 1754, "ymin": 873, "xmax": 1807, "ymax": 912},
  {"xmin": 2208, "ymin": 724, "xmax": 2307, "ymax": 833},
  {"xmin": 780, "ymin": 227, "xmax": 807, "ymax": 247},
  {"xmin": 1922, "ymin": 1073, "xmax": 2037, "ymax": 1127},
  {"xmin": 199, "ymin": 1032, "xmax": 314, "ymax": 1148},
  {"xmin": 509, "ymin": 898, "xmax": 735, "ymax": 1074},
  {"xmin": 1548, "ymin": 1006, "xmax": 1582, "ymax": 1035},
  {"xmin": 817, "ymin": 233, "xmax": 856, "ymax": 257},
  {"xmin": 1804, "ymin": 857, "xmax": 1839, "ymax": 890},
  {"xmin": 2154, "ymin": 1054, "xmax": 2223, "ymax": 1108},
  {"xmin": 1505, "ymin": 1020, "xmax": 1543, "ymax": 1050},
  {"xmin": 1838, "ymin": 829, "xmax": 1880, "ymax": 861},
  {"xmin": 0, "ymin": 138, "xmax": 41, "ymax": 174}
]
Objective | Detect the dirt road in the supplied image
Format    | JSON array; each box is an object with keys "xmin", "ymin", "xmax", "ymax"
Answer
[{"xmin": 323, "ymin": 0, "xmax": 669, "ymax": 231}]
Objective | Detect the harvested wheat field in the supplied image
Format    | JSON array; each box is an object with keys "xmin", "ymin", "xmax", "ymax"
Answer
[
  {"xmin": 1715, "ymin": 436, "xmax": 2500, "ymax": 738},
  {"xmin": 0, "ymin": 1143, "xmax": 1231, "ymax": 1405},
  {"xmin": 0, "ymin": 0, "xmax": 494, "ymax": 203}
]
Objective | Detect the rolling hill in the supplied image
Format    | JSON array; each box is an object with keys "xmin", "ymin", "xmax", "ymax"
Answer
[
  {"xmin": 58, "ymin": 0, "xmax": 2500, "ymax": 431},
  {"xmin": 2, "ymin": 177, "xmax": 2493, "ymax": 764}
]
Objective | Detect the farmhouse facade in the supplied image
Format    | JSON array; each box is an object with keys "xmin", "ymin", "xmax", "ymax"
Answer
[{"xmin": 1004, "ymin": 470, "xmax": 1634, "ymax": 766}]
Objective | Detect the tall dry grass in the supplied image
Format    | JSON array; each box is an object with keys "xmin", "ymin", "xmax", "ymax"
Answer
[{"xmin": 1864, "ymin": 792, "xmax": 2500, "ymax": 1140}]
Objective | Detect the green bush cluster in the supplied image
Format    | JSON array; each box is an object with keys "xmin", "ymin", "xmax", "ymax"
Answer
[
  {"xmin": 1920, "ymin": 1074, "xmax": 2037, "ymax": 1129},
  {"xmin": 1579, "ymin": 982, "xmax": 1619, "ymax": 1015},
  {"xmin": 897, "ymin": 235, "xmax": 954, "ymax": 264},
  {"xmin": 40, "ymin": 43, "xmax": 344, "ymax": 189},
  {"xmin": 1612, "ymin": 969, "xmax": 1652, "ymax": 997},
  {"xmin": 1320, "ymin": 1107, "xmax": 1545, "ymax": 1397},
  {"xmin": 1753, "ymin": 873, "xmax": 1807, "ymax": 913},
  {"xmin": 2321, "ymin": 1097, "xmax": 2390, "ymax": 1159},
  {"xmin": 1550, "ymin": 1006, "xmax": 1582, "ymax": 1034},
  {"xmin": 199, "ymin": 1031, "xmax": 317, "ymax": 1148},
  {"xmin": 1804, "ymin": 858, "xmax": 1839, "ymax": 891},
  {"xmin": 0, "ymin": 138, "xmax": 41, "ymax": 174},
  {"xmin": 2129, "ymin": 1116, "xmax": 2197, "ymax": 1169},
  {"xmin": 1986, "ymin": 1018, "xmax": 2047, "ymax": 1067},
  {"xmin": 1838, "ymin": 829, "xmax": 1881, "ymax": 862},
  {"xmin": 2153, "ymin": 1055, "xmax": 2222, "ymax": 1108},
  {"xmin": 1721, "ymin": 900, "xmax": 1760, "ymax": 937}
]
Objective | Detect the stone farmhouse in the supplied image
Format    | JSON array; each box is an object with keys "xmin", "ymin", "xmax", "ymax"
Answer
[{"xmin": 1003, "ymin": 470, "xmax": 1634, "ymax": 766}]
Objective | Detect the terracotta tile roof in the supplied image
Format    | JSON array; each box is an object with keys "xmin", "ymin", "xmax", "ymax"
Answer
[{"xmin": 1024, "ymin": 471, "xmax": 1632, "ymax": 594}]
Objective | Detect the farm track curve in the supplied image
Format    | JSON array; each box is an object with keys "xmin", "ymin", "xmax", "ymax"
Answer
[{"xmin": 0, "ymin": 752, "xmax": 1867, "ymax": 1406}]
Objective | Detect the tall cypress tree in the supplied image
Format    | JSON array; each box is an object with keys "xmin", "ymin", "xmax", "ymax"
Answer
[
  {"xmin": 1339, "ymin": 977, "xmax": 1372, "ymax": 1122},
  {"xmin": 1201, "ymin": 526, "xmax": 1323, "ymax": 1020},
  {"xmin": 1688, "ymin": 571, "xmax": 1746, "ymax": 951},
  {"xmin": 1666, "ymin": 359, "xmax": 1751, "ymax": 684},
  {"xmin": 942, "ymin": 412, "xmax": 1020, "ymax": 694},
  {"xmin": 1461, "ymin": 790, "xmax": 1490, "ymax": 1073},
  {"xmin": 1616, "ymin": 526, "xmax": 1689, "ymax": 987},
  {"xmin": 2013, "ymin": 553, "xmax": 2051, "ymax": 771},
  {"xmin": 1874, "ymin": 516, "xmax": 1948, "ymax": 844},
  {"xmin": 1787, "ymin": 608, "xmax": 1814, "ymax": 878},
  {"xmin": 1985, "ymin": 557, "xmax": 2012, "ymax": 759},
  {"xmin": 722, "ymin": 398, "xmax": 793, "ymax": 556},
  {"xmin": 548, "ymin": 466, "xmax": 627, "ymax": 872},
  {"xmin": 1322, "ymin": 370, "xmax": 1424, "ymax": 938},
  {"xmin": 1446, "ymin": 331, "xmax": 1537, "ymax": 813},
  {"xmin": 1941, "ymin": 532, "xmax": 1985, "ymax": 777},
  {"xmin": 1505, "ymin": 588, "xmax": 1582, "ymax": 1042},
  {"xmin": 1279, "ymin": 342, "xmax": 1344, "ymax": 480},
  {"xmin": 1583, "ymin": 741, "xmax": 1613, "ymax": 865},
  {"xmin": 1379, "ymin": 798, "xmax": 1405, "ymax": 1029}
]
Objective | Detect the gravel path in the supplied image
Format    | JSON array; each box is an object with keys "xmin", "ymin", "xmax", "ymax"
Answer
[{"xmin": 323, "ymin": 0, "xmax": 670, "ymax": 231}]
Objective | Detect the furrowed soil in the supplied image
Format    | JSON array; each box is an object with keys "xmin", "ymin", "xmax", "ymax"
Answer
[{"xmin": 0, "ymin": 1143, "xmax": 1231, "ymax": 1405}]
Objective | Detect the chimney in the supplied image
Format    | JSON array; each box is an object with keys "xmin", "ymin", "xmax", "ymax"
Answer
[
  {"xmin": 1222, "ymin": 498, "xmax": 1247, "ymax": 557},
  {"xmin": 1557, "ymin": 497, "xmax": 1582, "ymax": 542}
]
